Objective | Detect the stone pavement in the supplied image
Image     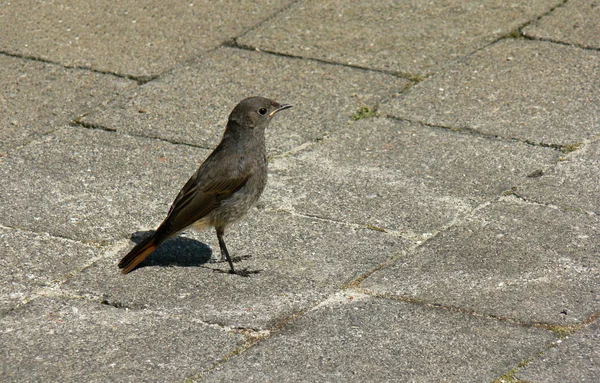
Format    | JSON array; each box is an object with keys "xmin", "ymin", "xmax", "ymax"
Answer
[{"xmin": 0, "ymin": 1, "xmax": 598, "ymax": 382}]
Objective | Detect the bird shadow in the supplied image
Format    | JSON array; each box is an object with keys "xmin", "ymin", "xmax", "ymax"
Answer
[
  {"xmin": 130, "ymin": 230, "xmax": 213, "ymax": 269},
  {"xmin": 128, "ymin": 231, "xmax": 261, "ymax": 275}
]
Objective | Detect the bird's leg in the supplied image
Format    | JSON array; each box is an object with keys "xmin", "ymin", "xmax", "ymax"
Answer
[{"xmin": 216, "ymin": 228, "xmax": 236, "ymax": 274}]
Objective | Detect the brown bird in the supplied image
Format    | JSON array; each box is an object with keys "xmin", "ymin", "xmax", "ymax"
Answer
[{"xmin": 118, "ymin": 96, "xmax": 292, "ymax": 275}]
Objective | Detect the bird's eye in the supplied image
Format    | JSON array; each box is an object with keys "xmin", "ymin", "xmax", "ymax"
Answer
[{"xmin": 258, "ymin": 108, "xmax": 268, "ymax": 116}]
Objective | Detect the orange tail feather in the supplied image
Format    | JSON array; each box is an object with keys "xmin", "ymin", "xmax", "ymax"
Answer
[{"xmin": 118, "ymin": 235, "xmax": 159, "ymax": 274}]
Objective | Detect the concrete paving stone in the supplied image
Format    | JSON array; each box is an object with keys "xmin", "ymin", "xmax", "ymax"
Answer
[
  {"xmin": 0, "ymin": 296, "xmax": 242, "ymax": 382},
  {"xmin": 0, "ymin": 227, "xmax": 99, "ymax": 313},
  {"xmin": 64, "ymin": 211, "xmax": 409, "ymax": 329},
  {"xmin": 79, "ymin": 46, "xmax": 408, "ymax": 155},
  {"xmin": 516, "ymin": 319, "xmax": 600, "ymax": 382},
  {"xmin": 263, "ymin": 118, "xmax": 558, "ymax": 234},
  {"xmin": 238, "ymin": 0, "xmax": 561, "ymax": 75},
  {"xmin": 523, "ymin": 0, "xmax": 600, "ymax": 50},
  {"xmin": 362, "ymin": 197, "xmax": 600, "ymax": 325},
  {"xmin": 0, "ymin": 54, "xmax": 134, "ymax": 154},
  {"xmin": 383, "ymin": 39, "xmax": 600, "ymax": 146},
  {"xmin": 516, "ymin": 138, "xmax": 600, "ymax": 214},
  {"xmin": 0, "ymin": 0, "xmax": 294, "ymax": 78},
  {"xmin": 202, "ymin": 292, "xmax": 556, "ymax": 382},
  {"xmin": 0, "ymin": 126, "xmax": 210, "ymax": 242}
]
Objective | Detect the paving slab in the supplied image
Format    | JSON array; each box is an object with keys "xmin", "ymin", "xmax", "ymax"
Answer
[
  {"xmin": 0, "ymin": 296, "xmax": 242, "ymax": 382},
  {"xmin": 202, "ymin": 292, "xmax": 556, "ymax": 382},
  {"xmin": 523, "ymin": 0, "xmax": 600, "ymax": 50},
  {"xmin": 238, "ymin": 0, "xmax": 561, "ymax": 75},
  {"xmin": 362, "ymin": 197, "xmax": 600, "ymax": 325},
  {"xmin": 64, "ymin": 211, "xmax": 408, "ymax": 330},
  {"xmin": 0, "ymin": 54, "xmax": 134, "ymax": 154},
  {"xmin": 516, "ymin": 138, "xmax": 600, "ymax": 214},
  {"xmin": 0, "ymin": 227, "xmax": 99, "ymax": 313},
  {"xmin": 0, "ymin": 0, "xmax": 294, "ymax": 78},
  {"xmin": 0, "ymin": 126, "xmax": 209, "ymax": 242},
  {"xmin": 383, "ymin": 39, "xmax": 600, "ymax": 146},
  {"xmin": 79, "ymin": 46, "xmax": 408, "ymax": 155},
  {"xmin": 263, "ymin": 118, "xmax": 558, "ymax": 234},
  {"xmin": 516, "ymin": 319, "xmax": 600, "ymax": 383}
]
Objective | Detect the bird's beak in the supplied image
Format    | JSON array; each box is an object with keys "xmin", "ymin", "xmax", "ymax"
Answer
[{"xmin": 270, "ymin": 104, "xmax": 293, "ymax": 117}]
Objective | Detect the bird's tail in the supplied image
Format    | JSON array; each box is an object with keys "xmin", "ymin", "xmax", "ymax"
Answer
[{"xmin": 118, "ymin": 234, "xmax": 159, "ymax": 274}]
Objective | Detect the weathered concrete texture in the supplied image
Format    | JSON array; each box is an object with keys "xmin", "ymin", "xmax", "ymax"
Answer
[
  {"xmin": 239, "ymin": 0, "xmax": 561, "ymax": 75},
  {"xmin": 263, "ymin": 118, "xmax": 558, "ymax": 234},
  {"xmin": 0, "ymin": 126, "xmax": 210, "ymax": 242},
  {"xmin": 516, "ymin": 138, "xmax": 600, "ymax": 214},
  {"xmin": 202, "ymin": 292, "xmax": 556, "ymax": 382},
  {"xmin": 0, "ymin": 0, "xmax": 294, "ymax": 78},
  {"xmin": 0, "ymin": 297, "xmax": 243, "ymax": 382},
  {"xmin": 79, "ymin": 47, "xmax": 408, "ymax": 155},
  {"xmin": 0, "ymin": 227, "xmax": 99, "ymax": 313},
  {"xmin": 362, "ymin": 197, "xmax": 600, "ymax": 325},
  {"xmin": 64, "ymin": 212, "xmax": 409, "ymax": 329},
  {"xmin": 384, "ymin": 39, "xmax": 600, "ymax": 146},
  {"xmin": 517, "ymin": 320, "xmax": 600, "ymax": 383},
  {"xmin": 0, "ymin": 54, "xmax": 134, "ymax": 154},
  {"xmin": 523, "ymin": 0, "xmax": 600, "ymax": 50}
]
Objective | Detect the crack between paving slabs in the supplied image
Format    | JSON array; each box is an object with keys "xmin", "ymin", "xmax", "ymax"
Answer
[
  {"xmin": 178, "ymin": 206, "xmax": 439, "ymax": 380},
  {"xmin": 386, "ymin": 115, "xmax": 579, "ymax": 154},
  {"xmin": 1, "ymin": 237, "xmax": 132, "ymax": 315},
  {"xmin": 222, "ymin": 0, "xmax": 303, "ymax": 52},
  {"xmin": 355, "ymin": 286, "xmax": 586, "ymax": 337},
  {"xmin": 0, "ymin": 222, "xmax": 111, "ymax": 248},
  {"xmin": 521, "ymin": 34, "xmax": 600, "ymax": 53},
  {"xmin": 503, "ymin": 190, "xmax": 599, "ymax": 216},
  {"xmin": 493, "ymin": 311, "xmax": 600, "ymax": 383},
  {"xmin": 339, "ymin": 193, "xmax": 600, "ymax": 332},
  {"xmin": 0, "ymin": 237, "xmax": 121, "ymax": 314},
  {"xmin": 516, "ymin": 0, "xmax": 600, "ymax": 53},
  {"xmin": 351, "ymin": 286, "xmax": 586, "ymax": 383},
  {"xmin": 502, "ymin": 186, "xmax": 600, "ymax": 217},
  {"xmin": 5, "ymin": 288, "xmax": 246, "ymax": 340},
  {"xmin": 0, "ymin": 50, "xmax": 156, "ymax": 84},
  {"xmin": 0, "ymin": 126, "xmax": 67, "ymax": 156},
  {"xmin": 260, "ymin": 205, "xmax": 429, "ymax": 243},
  {"xmin": 71, "ymin": 119, "xmax": 217, "ymax": 151},
  {"xmin": 225, "ymin": 40, "xmax": 424, "ymax": 82},
  {"xmin": 221, "ymin": 0, "xmax": 424, "ymax": 81},
  {"xmin": 184, "ymin": 304, "xmax": 317, "ymax": 382},
  {"xmin": 343, "ymin": 200, "xmax": 493, "ymax": 290},
  {"xmin": 444, "ymin": 0, "xmax": 570, "ymax": 70}
]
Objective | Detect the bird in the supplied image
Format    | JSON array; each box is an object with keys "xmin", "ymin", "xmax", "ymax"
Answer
[{"xmin": 118, "ymin": 96, "xmax": 292, "ymax": 275}]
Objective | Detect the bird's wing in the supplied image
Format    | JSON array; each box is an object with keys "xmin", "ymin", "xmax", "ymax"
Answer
[
  {"xmin": 155, "ymin": 142, "xmax": 251, "ymax": 238},
  {"xmin": 157, "ymin": 173, "xmax": 250, "ymax": 237}
]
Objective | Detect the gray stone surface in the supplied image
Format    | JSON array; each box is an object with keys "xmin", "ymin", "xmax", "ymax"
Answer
[
  {"xmin": 64, "ymin": 211, "xmax": 408, "ymax": 329},
  {"xmin": 0, "ymin": 54, "xmax": 134, "ymax": 153},
  {"xmin": 264, "ymin": 118, "xmax": 558, "ymax": 234},
  {"xmin": 516, "ymin": 138, "xmax": 600, "ymax": 214},
  {"xmin": 239, "ymin": 0, "xmax": 561, "ymax": 75},
  {"xmin": 0, "ymin": 297, "xmax": 243, "ymax": 382},
  {"xmin": 517, "ymin": 320, "xmax": 600, "ymax": 383},
  {"xmin": 203, "ymin": 292, "xmax": 556, "ymax": 382},
  {"xmin": 0, "ymin": 227, "xmax": 99, "ymax": 313},
  {"xmin": 79, "ymin": 46, "xmax": 408, "ymax": 155},
  {"xmin": 523, "ymin": 0, "xmax": 600, "ymax": 50},
  {"xmin": 384, "ymin": 39, "xmax": 600, "ymax": 146},
  {"xmin": 2, "ymin": 0, "xmax": 599, "ymax": 381},
  {"xmin": 0, "ymin": 126, "xmax": 209, "ymax": 242},
  {"xmin": 362, "ymin": 197, "xmax": 600, "ymax": 325},
  {"xmin": 0, "ymin": 0, "xmax": 294, "ymax": 78}
]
